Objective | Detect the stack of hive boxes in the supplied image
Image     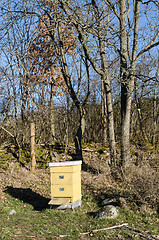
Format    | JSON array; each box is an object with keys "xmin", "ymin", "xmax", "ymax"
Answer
[{"xmin": 48, "ymin": 161, "xmax": 82, "ymax": 207}]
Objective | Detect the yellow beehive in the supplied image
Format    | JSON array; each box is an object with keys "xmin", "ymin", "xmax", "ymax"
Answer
[{"xmin": 48, "ymin": 161, "xmax": 82, "ymax": 205}]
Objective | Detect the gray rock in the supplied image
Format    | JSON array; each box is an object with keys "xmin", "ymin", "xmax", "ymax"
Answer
[{"xmin": 94, "ymin": 205, "xmax": 119, "ymax": 219}]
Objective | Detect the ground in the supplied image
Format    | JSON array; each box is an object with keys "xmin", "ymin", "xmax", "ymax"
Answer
[{"xmin": 0, "ymin": 144, "xmax": 159, "ymax": 239}]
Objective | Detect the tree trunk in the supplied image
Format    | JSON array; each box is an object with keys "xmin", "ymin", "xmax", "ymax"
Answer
[
  {"xmin": 120, "ymin": 0, "xmax": 131, "ymax": 167},
  {"xmin": 101, "ymin": 79, "xmax": 107, "ymax": 143},
  {"xmin": 121, "ymin": 82, "xmax": 132, "ymax": 167},
  {"xmin": 153, "ymin": 80, "xmax": 158, "ymax": 147},
  {"xmin": 74, "ymin": 107, "xmax": 86, "ymax": 160},
  {"xmin": 95, "ymin": 2, "xmax": 116, "ymax": 166},
  {"xmin": 134, "ymin": 79, "xmax": 148, "ymax": 142},
  {"xmin": 120, "ymin": 0, "xmax": 140, "ymax": 168},
  {"xmin": 50, "ymin": 82, "xmax": 55, "ymax": 144},
  {"xmin": 64, "ymin": 93, "xmax": 70, "ymax": 153},
  {"xmin": 104, "ymin": 78, "xmax": 117, "ymax": 166}
]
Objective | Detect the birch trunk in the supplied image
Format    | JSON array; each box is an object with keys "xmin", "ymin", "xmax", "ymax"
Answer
[
  {"xmin": 120, "ymin": 0, "xmax": 140, "ymax": 168},
  {"xmin": 101, "ymin": 79, "xmax": 107, "ymax": 143}
]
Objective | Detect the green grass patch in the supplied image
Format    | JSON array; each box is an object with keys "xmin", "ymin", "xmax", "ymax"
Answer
[{"xmin": 0, "ymin": 187, "xmax": 158, "ymax": 240}]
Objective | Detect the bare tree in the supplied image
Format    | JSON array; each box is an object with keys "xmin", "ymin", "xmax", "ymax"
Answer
[
  {"xmin": 58, "ymin": 0, "xmax": 117, "ymax": 166},
  {"xmin": 1, "ymin": 0, "xmax": 158, "ymax": 170},
  {"xmin": 104, "ymin": 0, "xmax": 159, "ymax": 168}
]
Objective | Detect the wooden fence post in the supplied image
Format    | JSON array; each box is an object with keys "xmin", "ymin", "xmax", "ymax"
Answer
[{"xmin": 31, "ymin": 122, "xmax": 36, "ymax": 172}]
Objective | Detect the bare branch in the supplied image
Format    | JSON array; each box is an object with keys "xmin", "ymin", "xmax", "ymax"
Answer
[
  {"xmin": 59, "ymin": 0, "xmax": 103, "ymax": 76},
  {"xmin": 136, "ymin": 33, "xmax": 159, "ymax": 60},
  {"xmin": 105, "ymin": 0, "xmax": 120, "ymax": 20}
]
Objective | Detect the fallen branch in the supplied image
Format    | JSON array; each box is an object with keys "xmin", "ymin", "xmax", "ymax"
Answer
[
  {"xmin": 59, "ymin": 223, "xmax": 128, "ymax": 238},
  {"xmin": 80, "ymin": 223, "xmax": 128, "ymax": 236}
]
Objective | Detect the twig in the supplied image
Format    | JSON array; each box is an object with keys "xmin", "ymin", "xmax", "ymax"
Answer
[
  {"xmin": 79, "ymin": 223, "xmax": 129, "ymax": 236},
  {"xmin": 126, "ymin": 226, "xmax": 158, "ymax": 240},
  {"xmin": 59, "ymin": 223, "xmax": 128, "ymax": 238},
  {"xmin": 1, "ymin": 126, "xmax": 14, "ymax": 138}
]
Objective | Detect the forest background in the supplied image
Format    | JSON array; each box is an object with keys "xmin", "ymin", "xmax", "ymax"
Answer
[
  {"xmin": 0, "ymin": 1, "xmax": 159, "ymax": 239},
  {"xmin": 0, "ymin": 0, "xmax": 158, "ymax": 172}
]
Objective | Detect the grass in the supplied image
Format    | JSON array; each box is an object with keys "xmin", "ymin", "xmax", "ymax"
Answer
[
  {"xmin": 0, "ymin": 144, "xmax": 159, "ymax": 240},
  {"xmin": 0, "ymin": 183, "xmax": 159, "ymax": 240}
]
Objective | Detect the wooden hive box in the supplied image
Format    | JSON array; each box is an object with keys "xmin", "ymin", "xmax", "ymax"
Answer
[{"xmin": 48, "ymin": 161, "xmax": 82, "ymax": 206}]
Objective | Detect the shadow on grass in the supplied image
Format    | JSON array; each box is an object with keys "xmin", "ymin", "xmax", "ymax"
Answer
[{"xmin": 4, "ymin": 186, "xmax": 50, "ymax": 211}]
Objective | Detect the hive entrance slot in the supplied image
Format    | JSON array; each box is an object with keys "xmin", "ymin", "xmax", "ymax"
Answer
[{"xmin": 48, "ymin": 198, "xmax": 71, "ymax": 205}]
